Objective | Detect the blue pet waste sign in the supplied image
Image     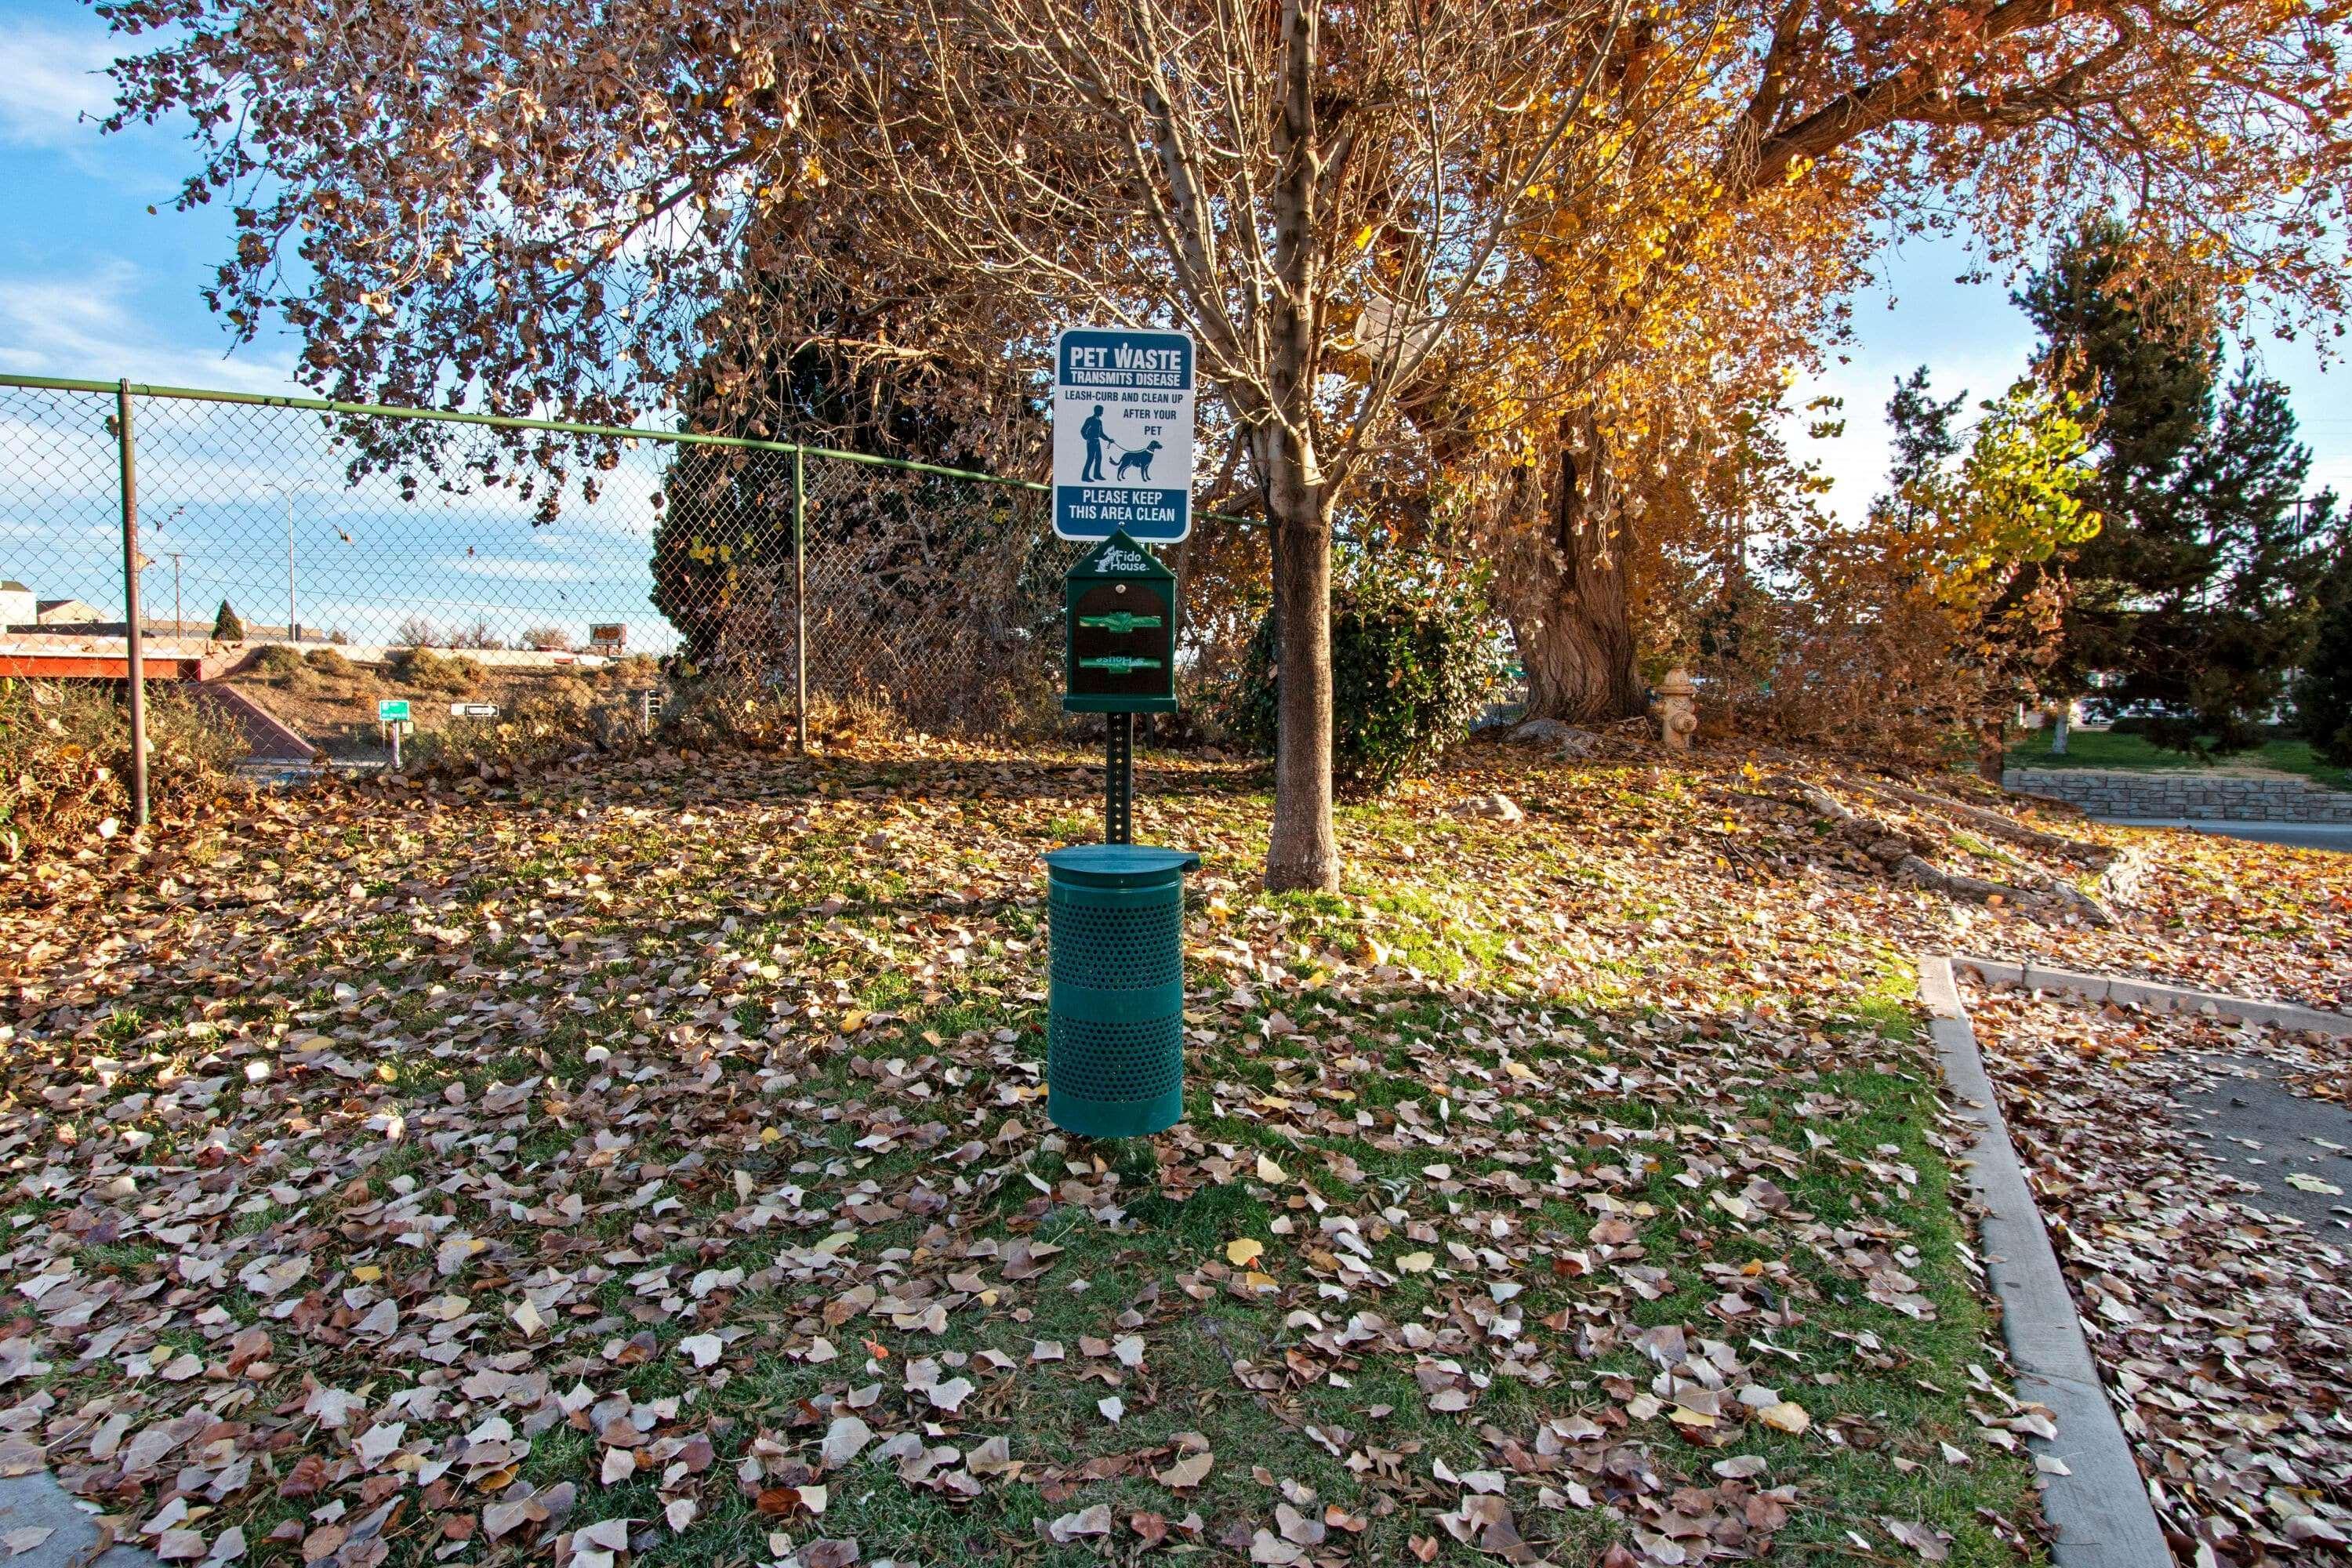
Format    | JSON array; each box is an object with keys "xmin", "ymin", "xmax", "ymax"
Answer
[{"xmin": 1052, "ymin": 327, "xmax": 1195, "ymax": 543}]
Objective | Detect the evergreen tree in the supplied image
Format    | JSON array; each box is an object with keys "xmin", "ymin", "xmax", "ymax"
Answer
[
  {"xmin": 2133, "ymin": 373, "xmax": 2335, "ymax": 750},
  {"xmin": 649, "ymin": 276, "xmax": 1046, "ymax": 672},
  {"xmin": 211, "ymin": 600, "xmax": 244, "ymax": 641},
  {"xmin": 2018, "ymin": 219, "xmax": 2334, "ymax": 752},
  {"xmin": 2296, "ymin": 524, "xmax": 2352, "ymax": 765},
  {"xmin": 2016, "ymin": 216, "xmax": 2219, "ymax": 691},
  {"xmin": 1875, "ymin": 367, "xmax": 1967, "ymax": 529}
]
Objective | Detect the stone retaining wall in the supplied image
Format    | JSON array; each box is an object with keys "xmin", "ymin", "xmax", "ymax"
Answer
[{"xmin": 2003, "ymin": 767, "xmax": 2352, "ymax": 822}]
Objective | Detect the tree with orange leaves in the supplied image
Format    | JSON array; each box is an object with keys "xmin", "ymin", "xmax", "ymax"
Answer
[
  {"xmin": 1433, "ymin": 0, "xmax": 2350, "ymax": 723},
  {"xmin": 90, "ymin": 0, "xmax": 2350, "ymax": 878}
]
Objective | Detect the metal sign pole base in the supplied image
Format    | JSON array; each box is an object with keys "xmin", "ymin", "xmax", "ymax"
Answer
[{"xmin": 1105, "ymin": 710, "xmax": 1133, "ymax": 844}]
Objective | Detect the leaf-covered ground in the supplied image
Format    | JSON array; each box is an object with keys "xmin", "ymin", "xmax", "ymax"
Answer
[
  {"xmin": 0, "ymin": 738, "xmax": 2339, "ymax": 1568},
  {"xmin": 1961, "ymin": 985, "xmax": 2352, "ymax": 1564},
  {"xmin": 1958, "ymin": 823, "xmax": 2352, "ymax": 1017}
]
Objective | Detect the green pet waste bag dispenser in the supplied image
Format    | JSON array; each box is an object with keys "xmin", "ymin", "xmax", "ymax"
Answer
[{"xmin": 1044, "ymin": 843, "xmax": 1199, "ymax": 1138}]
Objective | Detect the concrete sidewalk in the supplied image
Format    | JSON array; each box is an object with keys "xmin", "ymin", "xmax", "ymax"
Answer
[{"xmin": 0, "ymin": 1470, "xmax": 151, "ymax": 1568}]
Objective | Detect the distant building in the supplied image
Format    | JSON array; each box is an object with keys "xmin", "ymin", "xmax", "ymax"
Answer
[
  {"xmin": 0, "ymin": 582, "xmax": 32, "ymax": 628},
  {"xmin": 36, "ymin": 598, "xmax": 100, "ymax": 626}
]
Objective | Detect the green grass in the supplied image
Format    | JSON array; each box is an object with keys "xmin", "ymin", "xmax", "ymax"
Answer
[
  {"xmin": 2005, "ymin": 724, "xmax": 2350, "ymax": 788},
  {"xmin": 1, "ymin": 750, "xmax": 2060, "ymax": 1568}
]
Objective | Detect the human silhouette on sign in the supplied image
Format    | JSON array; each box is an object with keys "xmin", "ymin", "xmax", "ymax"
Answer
[{"xmin": 1080, "ymin": 405, "xmax": 1112, "ymax": 481}]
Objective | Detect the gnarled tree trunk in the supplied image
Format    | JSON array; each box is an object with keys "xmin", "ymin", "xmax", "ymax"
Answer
[{"xmin": 1495, "ymin": 419, "xmax": 1644, "ymax": 724}]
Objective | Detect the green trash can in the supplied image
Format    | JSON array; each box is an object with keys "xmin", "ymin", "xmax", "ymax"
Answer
[{"xmin": 1044, "ymin": 844, "xmax": 1200, "ymax": 1138}]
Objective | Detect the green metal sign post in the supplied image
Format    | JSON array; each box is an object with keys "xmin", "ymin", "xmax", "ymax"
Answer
[
  {"xmin": 1047, "ymin": 528, "xmax": 1192, "ymax": 1139},
  {"xmin": 1064, "ymin": 530, "xmax": 1176, "ymax": 845},
  {"xmin": 376, "ymin": 697, "xmax": 412, "ymax": 768}
]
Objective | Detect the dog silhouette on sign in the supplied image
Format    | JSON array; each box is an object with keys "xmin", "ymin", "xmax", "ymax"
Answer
[{"xmin": 1114, "ymin": 440, "xmax": 1163, "ymax": 481}]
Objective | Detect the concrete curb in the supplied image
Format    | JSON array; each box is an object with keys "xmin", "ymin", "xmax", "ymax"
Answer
[
  {"xmin": 1953, "ymin": 955, "xmax": 2352, "ymax": 1038},
  {"xmin": 1917, "ymin": 955, "xmax": 2173, "ymax": 1568}
]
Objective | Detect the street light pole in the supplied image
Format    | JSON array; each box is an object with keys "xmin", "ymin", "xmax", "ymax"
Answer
[
  {"xmin": 265, "ymin": 485, "xmax": 301, "ymax": 642},
  {"xmin": 166, "ymin": 551, "xmax": 186, "ymax": 641}
]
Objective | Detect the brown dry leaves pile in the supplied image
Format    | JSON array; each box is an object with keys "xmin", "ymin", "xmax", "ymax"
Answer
[
  {"xmin": 1965, "ymin": 985, "xmax": 2352, "ymax": 1565},
  {"xmin": 0, "ymin": 735, "xmax": 2338, "ymax": 1568}
]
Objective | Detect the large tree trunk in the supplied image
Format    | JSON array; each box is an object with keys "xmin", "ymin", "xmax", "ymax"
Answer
[
  {"xmin": 1251, "ymin": 0, "xmax": 1340, "ymax": 895},
  {"xmin": 1255, "ymin": 421, "xmax": 1340, "ymax": 893},
  {"xmin": 1497, "ymin": 423, "xmax": 1644, "ymax": 724}
]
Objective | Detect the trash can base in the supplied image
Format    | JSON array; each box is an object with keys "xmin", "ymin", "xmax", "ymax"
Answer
[{"xmin": 1047, "ymin": 1083, "xmax": 1183, "ymax": 1141}]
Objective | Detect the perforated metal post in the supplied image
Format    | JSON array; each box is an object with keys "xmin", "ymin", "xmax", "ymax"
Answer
[
  {"xmin": 1105, "ymin": 711, "xmax": 1133, "ymax": 844},
  {"xmin": 792, "ymin": 444, "xmax": 808, "ymax": 757},
  {"xmin": 1044, "ymin": 844, "xmax": 1198, "ymax": 1138}
]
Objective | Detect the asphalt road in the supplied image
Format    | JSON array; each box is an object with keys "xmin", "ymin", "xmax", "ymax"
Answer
[
  {"xmin": 2096, "ymin": 818, "xmax": 2352, "ymax": 853},
  {"xmin": 2172, "ymin": 1053, "xmax": 2352, "ymax": 1233}
]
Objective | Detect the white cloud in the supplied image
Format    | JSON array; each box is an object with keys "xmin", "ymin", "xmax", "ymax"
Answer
[
  {"xmin": 0, "ymin": 22, "xmax": 118, "ymax": 151},
  {"xmin": 0, "ymin": 260, "xmax": 301, "ymax": 393},
  {"xmin": 1792, "ymin": 342, "xmax": 2034, "ymax": 526}
]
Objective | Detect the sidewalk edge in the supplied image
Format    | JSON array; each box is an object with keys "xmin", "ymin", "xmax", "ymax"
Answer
[
  {"xmin": 1917, "ymin": 954, "xmax": 2174, "ymax": 1568},
  {"xmin": 1952, "ymin": 956, "xmax": 2352, "ymax": 1038}
]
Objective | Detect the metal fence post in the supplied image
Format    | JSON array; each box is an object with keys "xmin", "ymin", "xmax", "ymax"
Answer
[
  {"xmin": 793, "ymin": 445, "xmax": 808, "ymax": 756},
  {"xmin": 116, "ymin": 379, "xmax": 149, "ymax": 828}
]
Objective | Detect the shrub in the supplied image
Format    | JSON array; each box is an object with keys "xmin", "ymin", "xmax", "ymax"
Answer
[
  {"xmin": 303, "ymin": 647, "xmax": 356, "ymax": 680},
  {"xmin": 212, "ymin": 601, "xmax": 245, "ymax": 641},
  {"xmin": 248, "ymin": 644, "xmax": 310, "ymax": 683},
  {"xmin": 1223, "ymin": 565, "xmax": 1500, "ymax": 797},
  {"xmin": 521, "ymin": 626, "xmax": 572, "ymax": 652},
  {"xmin": 409, "ymin": 675, "xmax": 641, "ymax": 775},
  {"xmin": 660, "ymin": 677, "xmax": 895, "ymax": 752},
  {"xmin": 0, "ymin": 680, "xmax": 243, "ymax": 855},
  {"xmin": 385, "ymin": 648, "xmax": 486, "ymax": 694}
]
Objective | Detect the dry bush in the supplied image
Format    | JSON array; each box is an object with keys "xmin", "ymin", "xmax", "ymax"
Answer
[
  {"xmin": 0, "ymin": 680, "xmax": 243, "ymax": 856},
  {"xmin": 1649, "ymin": 383, "xmax": 2089, "ymax": 761},
  {"xmin": 245, "ymin": 644, "xmax": 312, "ymax": 684},
  {"xmin": 384, "ymin": 648, "xmax": 488, "ymax": 694},
  {"xmin": 661, "ymin": 677, "xmax": 898, "ymax": 752},
  {"xmin": 410, "ymin": 675, "xmax": 643, "ymax": 775},
  {"xmin": 1686, "ymin": 531, "xmax": 2067, "ymax": 760}
]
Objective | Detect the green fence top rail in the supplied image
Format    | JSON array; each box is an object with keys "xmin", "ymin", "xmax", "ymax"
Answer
[{"xmin": 0, "ymin": 372, "xmax": 1258, "ymax": 525}]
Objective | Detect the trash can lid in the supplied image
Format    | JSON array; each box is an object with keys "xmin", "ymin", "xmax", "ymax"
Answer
[{"xmin": 1044, "ymin": 844, "xmax": 1202, "ymax": 885}]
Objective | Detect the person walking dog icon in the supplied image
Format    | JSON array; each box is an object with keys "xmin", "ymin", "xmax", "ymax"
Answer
[{"xmin": 1080, "ymin": 405, "xmax": 1112, "ymax": 481}]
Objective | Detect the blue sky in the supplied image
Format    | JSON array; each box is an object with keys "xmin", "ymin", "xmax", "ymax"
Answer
[{"xmin": 2, "ymin": 0, "xmax": 2345, "ymax": 640}]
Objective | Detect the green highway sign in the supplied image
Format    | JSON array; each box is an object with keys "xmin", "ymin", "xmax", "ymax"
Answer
[
  {"xmin": 376, "ymin": 699, "xmax": 411, "ymax": 723},
  {"xmin": 1065, "ymin": 531, "xmax": 1177, "ymax": 714}
]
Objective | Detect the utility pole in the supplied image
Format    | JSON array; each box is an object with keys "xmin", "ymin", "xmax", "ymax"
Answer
[
  {"xmin": 165, "ymin": 551, "xmax": 187, "ymax": 641},
  {"xmin": 265, "ymin": 484, "xmax": 302, "ymax": 641}
]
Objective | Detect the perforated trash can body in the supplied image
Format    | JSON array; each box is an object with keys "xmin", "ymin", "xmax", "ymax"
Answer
[{"xmin": 1045, "ymin": 844, "xmax": 1200, "ymax": 1138}]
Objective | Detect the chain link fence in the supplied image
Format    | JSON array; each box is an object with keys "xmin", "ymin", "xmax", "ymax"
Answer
[{"xmin": 0, "ymin": 375, "xmax": 1107, "ymax": 768}]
